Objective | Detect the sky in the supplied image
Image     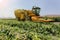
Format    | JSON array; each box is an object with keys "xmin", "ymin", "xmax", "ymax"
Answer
[{"xmin": 0, "ymin": 0, "xmax": 60, "ymax": 18}]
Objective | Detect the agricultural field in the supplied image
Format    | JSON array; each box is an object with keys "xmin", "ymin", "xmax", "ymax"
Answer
[{"xmin": 0, "ymin": 19, "xmax": 60, "ymax": 40}]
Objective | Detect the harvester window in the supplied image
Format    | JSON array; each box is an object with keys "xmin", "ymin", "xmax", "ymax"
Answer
[{"xmin": 32, "ymin": 6, "xmax": 40, "ymax": 16}]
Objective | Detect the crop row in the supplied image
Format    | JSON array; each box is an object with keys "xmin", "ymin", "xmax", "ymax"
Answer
[{"xmin": 0, "ymin": 20, "xmax": 60, "ymax": 40}]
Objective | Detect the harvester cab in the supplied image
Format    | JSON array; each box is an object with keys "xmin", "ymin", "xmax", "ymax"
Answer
[{"xmin": 32, "ymin": 6, "xmax": 40, "ymax": 16}]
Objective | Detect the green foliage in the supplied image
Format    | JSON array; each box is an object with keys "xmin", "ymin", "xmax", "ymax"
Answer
[
  {"xmin": 0, "ymin": 19, "xmax": 60, "ymax": 40},
  {"xmin": 53, "ymin": 17, "xmax": 60, "ymax": 22}
]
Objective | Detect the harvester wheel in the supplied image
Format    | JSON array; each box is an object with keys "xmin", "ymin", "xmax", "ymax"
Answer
[
  {"xmin": 17, "ymin": 17, "xmax": 20, "ymax": 21},
  {"xmin": 17, "ymin": 17, "xmax": 25, "ymax": 21}
]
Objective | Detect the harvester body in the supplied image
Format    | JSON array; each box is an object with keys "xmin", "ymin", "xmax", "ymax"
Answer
[{"xmin": 14, "ymin": 7, "xmax": 54, "ymax": 22}]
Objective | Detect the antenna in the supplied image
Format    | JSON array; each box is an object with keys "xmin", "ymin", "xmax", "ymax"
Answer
[{"xmin": 33, "ymin": 0, "xmax": 38, "ymax": 7}]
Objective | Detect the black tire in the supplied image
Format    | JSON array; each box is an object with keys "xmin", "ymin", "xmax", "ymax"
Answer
[{"xmin": 17, "ymin": 17, "xmax": 20, "ymax": 21}]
